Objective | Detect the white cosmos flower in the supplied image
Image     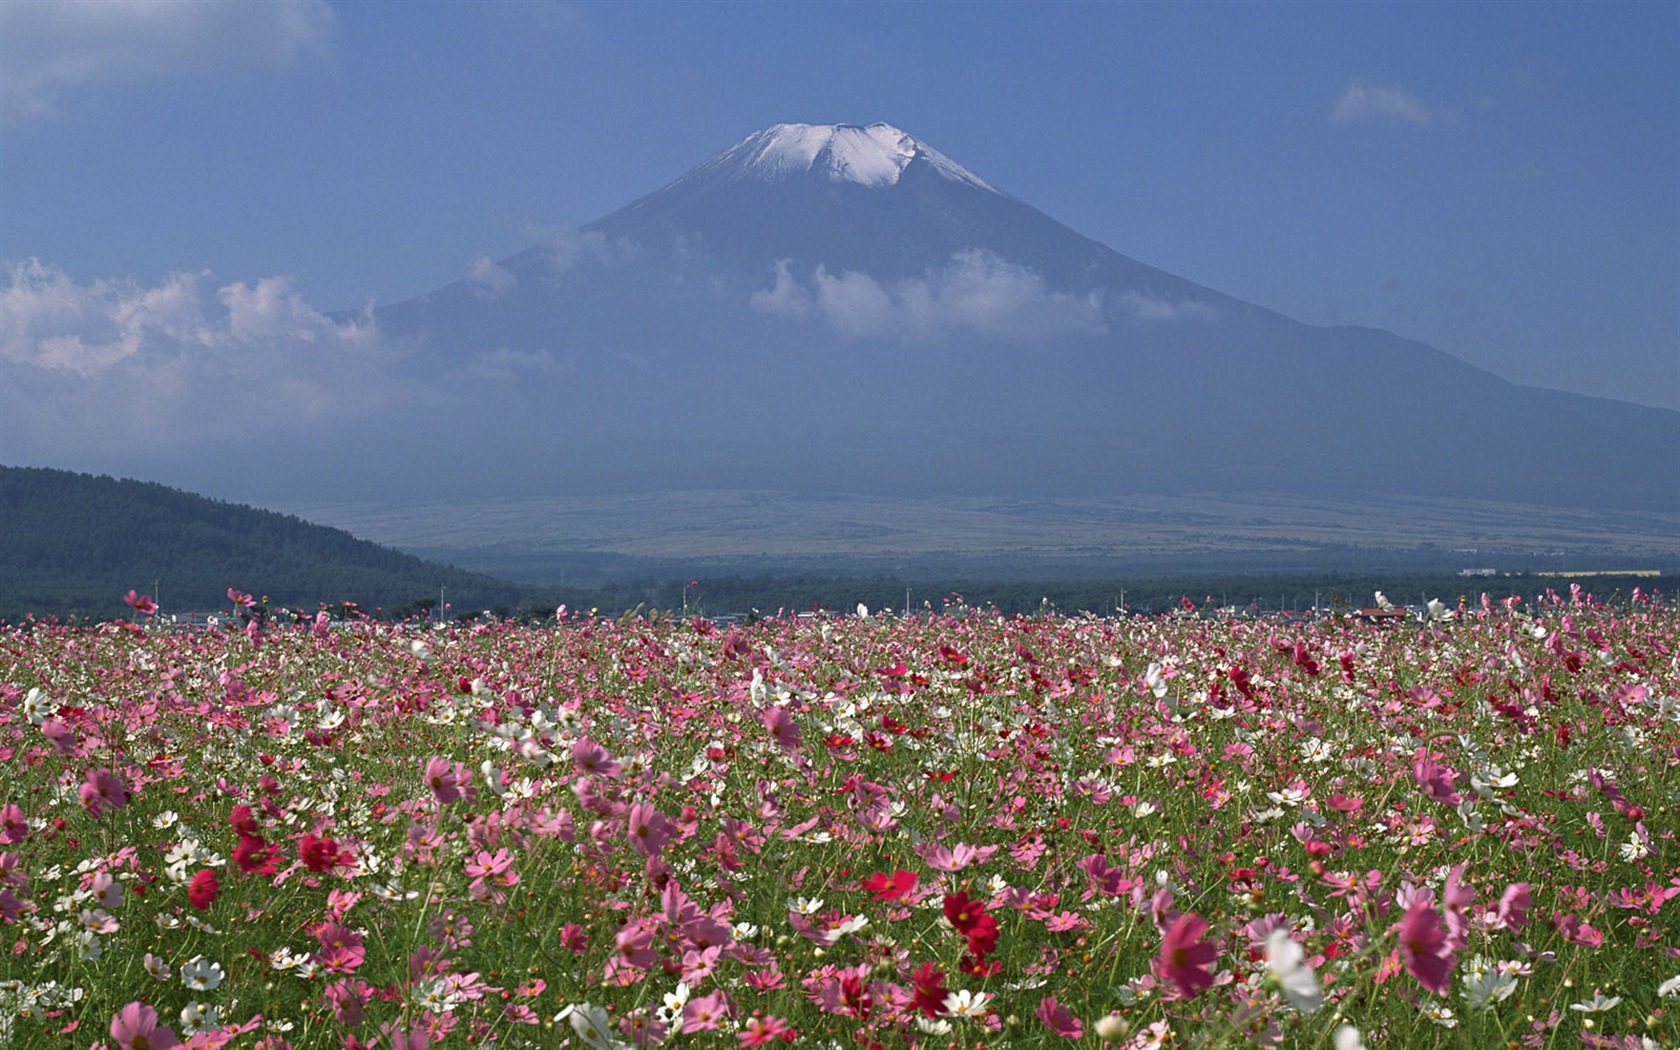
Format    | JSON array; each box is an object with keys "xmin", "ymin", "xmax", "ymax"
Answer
[
  {"xmin": 565, "ymin": 1003, "xmax": 627, "ymax": 1050},
  {"xmin": 180, "ymin": 956, "xmax": 225, "ymax": 992},
  {"xmin": 660, "ymin": 982, "xmax": 690, "ymax": 1021},
  {"xmin": 1264, "ymin": 929, "xmax": 1322, "ymax": 1014},
  {"xmin": 180, "ymin": 1002, "xmax": 218, "ymax": 1035},
  {"xmin": 1658, "ymin": 973, "xmax": 1680, "ymax": 998},
  {"xmin": 1569, "ymin": 992, "xmax": 1623, "ymax": 1013},
  {"xmin": 1334, "ymin": 1026, "xmax": 1368, "ymax": 1050},
  {"xmin": 1463, "ymin": 968, "xmax": 1518, "ymax": 1011},
  {"xmin": 944, "ymin": 989, "xmax": 991, "ymax": 1018}
]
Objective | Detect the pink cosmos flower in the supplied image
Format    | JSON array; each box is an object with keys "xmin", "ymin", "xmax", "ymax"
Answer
[
  {"xmin": 612, "ymin": 919, "xmax": 659, "ymax": 970},
  {"xmin": 110, "ymin": 1001, "xmax": 180, "ymax": 1050},
  {"xmin": 1153, "ymin": 912, "xmax": 1217, "ymax": 998},
  {"xmin": 626, "ymin": 803, "xmax": 673, "ymax": 858},
  {"xmin": 1496, "ymin": 883, "xmax": 1534, "ymax": 931},
  {"xmin": 761, "ymin": 705, "xmax": 802, "ymax": 752},
  {"xmin": 737, "ymin": 1015, "xmax": 795, "ymax": 1047},
  {"xmin": 325, "ymin": 978, "xmax": 370, "ymax": 1026},
  {"xmin": 1398, "ymin": 903, "xmax": 1454, "ymax": 994},
  {"xmin": 80, "ymin": 767, "xmax": 130, "ymax": 816},
  {"xmin": 1412, "ymin": 757, "xmax": 1464, "ymax": 807},
  {"xmin": 313, "ymin": 922, "xmax": 367, "ymax": 974},
  {"xmin": 423, "ymin": 757, "xmax": 471, "ymax": 804},
  {"xmin": 124, "ymin": 590, "xmax": 158, "ymax": 615},
  {"xmin": 682, "ymin": 990, "xmax": 732, "ymax": 1033},
  {"xmin": 572, "ymin": 738, "xmax": 622, "ymax": 778},
  {"xmin": 0, "ymin": 804, "xmax": 26, "ymax": 844},
  {"xmin": 1035, "ymin": 996, "xmax": 1084, "ymax": 1038}
]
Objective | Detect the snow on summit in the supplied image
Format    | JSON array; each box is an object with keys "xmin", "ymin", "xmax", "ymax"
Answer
[{"xmin": 711, "ymin": 122, "xmax": 997, "ymax": 191}]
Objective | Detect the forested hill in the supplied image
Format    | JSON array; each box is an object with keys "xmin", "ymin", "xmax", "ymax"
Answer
[{"xmin": 0, "ymin": 465, "xmax": 525, "ymax": 621}]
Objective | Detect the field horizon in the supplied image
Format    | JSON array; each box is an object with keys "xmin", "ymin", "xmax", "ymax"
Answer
[{"xmin": 279, "ymin": 489, "xmax": 1680, "ymax": 587}]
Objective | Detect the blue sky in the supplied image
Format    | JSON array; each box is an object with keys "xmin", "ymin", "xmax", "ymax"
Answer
[{"xmin": 2, "ymin": 0, "xmax": 1676, "ymax": 418}]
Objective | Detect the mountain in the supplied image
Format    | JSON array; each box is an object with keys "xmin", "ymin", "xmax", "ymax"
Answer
[
  {"xmin": 360, "ymin": 121, "xmax": 1676, "ymax": 513},
  {"xmin": 0, "ymin": 465, "xmax": 526, "ymax": 620}
]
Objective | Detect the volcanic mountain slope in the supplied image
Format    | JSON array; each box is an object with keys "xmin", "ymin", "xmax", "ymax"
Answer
[{"xmin": 371, "ymin": 122, "xmax": 1679, "ymax": 511}]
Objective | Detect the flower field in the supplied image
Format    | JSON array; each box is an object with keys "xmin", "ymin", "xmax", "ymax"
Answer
[{"xmin": 1, "ymin": 590, "xmax": 1677, "ymax": 1049}]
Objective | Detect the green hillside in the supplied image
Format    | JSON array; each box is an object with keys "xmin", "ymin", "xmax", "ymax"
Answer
[{"xmin": 0, "ymin": 466, "xmax": 525, "ymax": 621}]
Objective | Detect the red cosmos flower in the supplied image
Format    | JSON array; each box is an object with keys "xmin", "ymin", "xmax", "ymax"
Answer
[
  {"xmin": 233, "ymin": 833, "xmax": 279, "ymax": 875},
  {"xmin": 942, "ymin": 890, "xmax": 1000, "ymax": 959},
  {"xmin": 300, "ymin": 833, "xmax": 350, "ymax": 873},
  {"xmin": 186, "ymin": 869, "xmax": 220, "ymax": 910},
  {"xmin": 861, "ymin": 869, "xmax": 917, "ymax": 902},
  {"xmin": 229, "ymin": 804, "xmax": 260, "ymax": 837},
  {"xmin": 1153, "ymin": 912, "xmax": 1217, "ymax": 998},
  {"xmin": 910, "ymin": 962, "xmax": 949, "ymax": 1018}
]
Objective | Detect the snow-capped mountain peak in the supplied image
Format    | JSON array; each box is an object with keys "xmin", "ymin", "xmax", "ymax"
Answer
[{"xmin": 709, "ymin": 122, "xmax": 997, "ymax": 191}]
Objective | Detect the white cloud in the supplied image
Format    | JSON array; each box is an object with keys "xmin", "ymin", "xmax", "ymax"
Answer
[
  {"xmin": 1119, "ymin": 290, "xmax": 1217, "ymax": 323},
  {"xmin": 0, "ymin": 259, "xmax": 414, "ymax": 455},
  {"xmin": 1331, "ymin": 78, "xmax": 1434, "ymax": 126},
  {"xmin": 459, "ymin": 347, "xmax": 559, "ymax": 382},
  {"xmin": 749, "ymin": 259, "xmax": 813, "ymax": 318},
  {"xmin": 0, "ymin": 0, "xmax": 335, "ymax": 124},
  {"xmin": 522, "ymin": 223, "xmax": 635, "ymax": 276},
  {"xmin": 812, "ymin": 268, "xmax": 901, "ymax": 337},
  {"xmin": 754, "ymin": 251, "xmax": 1107, "ymax": 341},
  {"xmin": 467, "ymin": 256, "xmax": 518, "ymax": 299}
]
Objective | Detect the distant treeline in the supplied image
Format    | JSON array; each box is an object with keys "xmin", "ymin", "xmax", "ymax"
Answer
[
  {"xmin": 0, "ymin": 465, "xmax": 523, "ymax": 622},
  {"xmin": 416, "ymin": 571, "xmax": 1670, "ymax": 626},
  {"xmin": 605, "ymin": 572, "xmax": 1670, "ymax": 621}
]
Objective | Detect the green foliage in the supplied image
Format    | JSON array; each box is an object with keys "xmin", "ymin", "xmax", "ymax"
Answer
[{"xmin": 0, "ymin": 466, "xmax": 524, "ymax": 621}]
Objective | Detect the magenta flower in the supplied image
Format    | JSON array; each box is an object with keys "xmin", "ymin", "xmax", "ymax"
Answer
[
  {"xmin": 1035, "ymin": 996, "xmax": 1084, "ymax": 1038},
  {"xmin": 314, "ymin": 922, "xmax": 367, "ymax": 974},
  {"xmin": 761, "ymin": 705, "xmax": 802, "ymax": 752},
  {"xmin": 682, "ymin": 990, "xmax": 732, "ymax": 1033},
  {"xmin": 572, "ymin": 737, "xmax": 622, "ymax": 778},
  {"xmin": 1497, "ymin": 882, "xmax": 1534, "ymax": 931},
  {"xmin": 423, "ymin": 756, "xmax": 471, "ymax": 804},
  {"xmin": 1153, "ymin": 912, "xmax": 1218, "ymax": 998},
  {"xmin": 1412, "ymin": 757, "xmax": 1464, "ymax": 806},
  {"xmin": 110, "ymin": 1001, "xmax": 180, "ymax": 1050},
  {"xmin": 0, "ymin": 804, "xmax": 26, "ymax": 844},
  {"xmin": 1398, "ymin": 903, "xmax": 1454, "ymax": 994},
  {"xmin": 737, "ymin": 1015, "xmax": 795, "ymax": 1047},
  {"xmin": 79, "ymin": 767, "xmax": 130, "ymax": 816},
  {"xmin": 612, "ymin": 919, "xmax": 659, "ymax": 970},
  {"xmin": 325, "ymin": 977, "xmax": 370, "ymax": 1026},
  {"xmin": 626, "ymin": 803, "xmax": 673, "ymax": 858}
]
